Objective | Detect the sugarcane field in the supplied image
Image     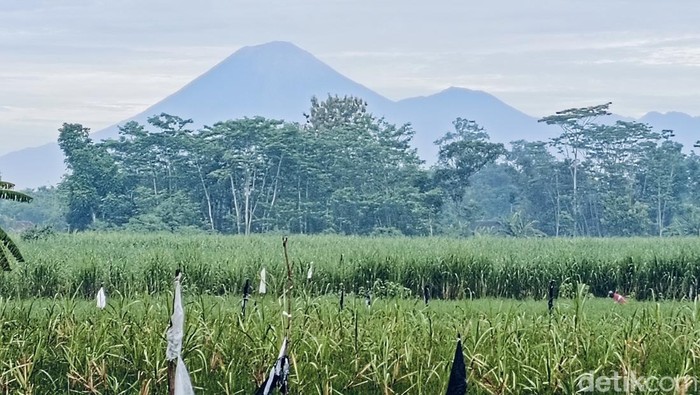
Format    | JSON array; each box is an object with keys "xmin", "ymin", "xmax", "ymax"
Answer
[
  {"xmin": 0, "ymin": 233, "xmax": 697, "ymax": 394},
  {"xmin": 6, "ymin": 0, "xmax": 700, "ymax": 393}
]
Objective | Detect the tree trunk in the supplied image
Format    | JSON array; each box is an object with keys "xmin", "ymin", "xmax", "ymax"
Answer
[
  {"xmin": 657, "ymin": 181, "xmax": 663, "ymax": 237},
  {"xmin": 244, "ymin": 170, "xmax": 252, "ymax": 235},
  {"xmin": 297, "ymin": 177, "xmax": 303, "ymax": 233},
  {"xmin": 572, "ymin": 152, "xmax": 579, "ymax": 237},
  {"xmin": 267, "ymin": 155, "xmax": 284, "ymax": 225},
  {"xmin": 555, "ymin": 173, "xmax": 561, "ymax": 237},
  {"xmin": 230, "ymin": 174, "xmax": 242, "ymax": 234},
  {"xmin": 196, "ymin": 163, "xmax": 215, "ymax": 231}
]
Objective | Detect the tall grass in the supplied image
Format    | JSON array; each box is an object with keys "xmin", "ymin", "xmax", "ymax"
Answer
[
  {"xmin": 3, "ymin": 233, "xmax": 700, "ymax": 393},
  {"xmin": 3, "ymin": 233, "xmax": 700, "ymax": 300},
  {"xmin": 0, "ymin": 294, "xmax": 699, "ymax": 394}
]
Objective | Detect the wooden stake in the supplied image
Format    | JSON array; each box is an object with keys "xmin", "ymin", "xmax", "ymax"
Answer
[{"xmin": 167, "ymin": 360, "xmax": 176, "ymax": 395}]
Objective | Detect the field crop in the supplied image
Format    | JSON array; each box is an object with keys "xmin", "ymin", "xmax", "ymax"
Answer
[
  {"xmin": 3, "ymin": 233, "xmax": 700, "ymax": 301},
  {"xmin": 1, "ymin": 233, "xmax": 699, "ymax": 394},
  {"xmin": 1, "ymin": 293, "xmax": 699, "ymax": 394}
]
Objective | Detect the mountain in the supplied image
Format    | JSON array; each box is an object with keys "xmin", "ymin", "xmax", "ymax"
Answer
[
  {"xmin": 1, "ymin": 41, "xmax": 697, "ymax": 189},
  {"xmin": 109, "ymin": 41, "xmax": 394, "ymax": 132},
  {"xmin": 387, "ymin": 87, "xmax": 556, "ymax": 161},
  {"xmin": 90, "ymin": 41, "xmax": 552, "ymax": 158},
  {"xmin": 2, "ymin": 41, "xmax": 399, "ymax": 188},
  {"xmin": 0, "ymin": 144, "xmax": 65, "ymax": 187},
  {"xmin": 638, "ymin": 111, "xmax": 700, "ymax": 149}
]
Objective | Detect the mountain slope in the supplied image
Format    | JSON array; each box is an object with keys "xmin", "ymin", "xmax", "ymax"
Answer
[{"xmin": 93, "ymin": 41, "xmax": 396, "ymax": 141}]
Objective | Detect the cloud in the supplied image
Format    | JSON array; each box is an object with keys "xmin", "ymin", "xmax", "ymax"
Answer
[{"xmin": 2, "ymin": 0, "xmax": 700, "ymax": 155}]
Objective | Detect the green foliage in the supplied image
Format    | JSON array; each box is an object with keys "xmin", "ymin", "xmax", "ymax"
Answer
[
  {"xmin": 58, "ymin": 123, "xmax": 123, "ymax": 231},
  {"xmin": 499, "ymin": 211, "xmax": 545, "ymax": 238},
  {"xmin": 3, "ymin": 231, "xmax": 700, "ymax": 392},
  {"xmin": 20, "ymin": 225, "xmax": 55, "ymax": 241},
  {"xmin": 0, "ymin": 181, "xmax": 32, "ymax": 203},
  {"xmin": 57, "ymin": 97, "xmax": 437, "ymax": 236},
  {"xmin": 539, "ymin": 103, "xmax": 612, "ymax": 236},
  {"xmin": 669, "ymin": 204, "xmax": 700, "ymax": 236},
  {"xmin": 361, "ymin": 279, "xmax": 413, "ymax": 298},
  {"xmin": 433, "ymin": 118, "xmax": 506, "ymax": 204},
  {"xmin": 45, "ymin": 99, "xmax": 700, "ymax": 238},
  {"xmin": 0, "ymin": 186, "xmax": 67, "ymax": 232}
]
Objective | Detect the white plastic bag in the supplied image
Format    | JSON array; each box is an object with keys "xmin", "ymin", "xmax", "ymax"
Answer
[
  {"xmin": 259, "ymin": 268, "xmax": 267, "ymax": 294},
  {"xmin": 96, "ymin": 286, "xmax": 106, "ymax": 310}
]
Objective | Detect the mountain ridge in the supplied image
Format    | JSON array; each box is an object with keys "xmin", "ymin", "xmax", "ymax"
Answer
[{"xmin": 2, "ymin": 41, "xmax": 698, "ymax": 189}]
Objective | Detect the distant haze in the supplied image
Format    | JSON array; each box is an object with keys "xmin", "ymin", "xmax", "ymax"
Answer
[{"xmin": 1, "ymin": 0, "xmax": 700, "ymax": 157}]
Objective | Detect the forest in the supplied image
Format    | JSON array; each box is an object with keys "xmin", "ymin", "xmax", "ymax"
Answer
[{"xmin": 2, "ymin": 96, "xmax": 700, "ymax": 238}]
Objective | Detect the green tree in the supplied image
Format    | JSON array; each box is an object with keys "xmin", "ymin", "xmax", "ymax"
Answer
[
  {"xmin": 104, "ymin": 117, "xmax": 206, "ymax": 229},
  {"xmin": 0, "ymin": 180, "xmax": 32, "ymax": 270},
  {"xmin": 506, "ymin": 140, "xmax": 565, "ymax": 236},
  {"xmin": 539, "ymin": 103, "xmax": 611, "ymax": 236},
  {"xmin": 201, "ymin": 117, "xmax": 299, "ymax": 234},
  {"xmin": 62, "ymin": 93, "xmax": 454, "ymax": 235},
  {"xmin": 585, "ymin": 121, "xmax": 659, "ymax": 236},
  {"xmin": 433, "ymin": 118, "xmax": 506, "ymax": 204},
  {"xmin": 304, "ymin": 95, "xmax": 430, "ymax": 235},
  {"xmin": 670, "ymin": 152, "xmax": 700, "ymax": 235},
  {"xmin": 499, "ymin": 210, "xmax": 545, "ymax": 238},
  {"xmin": 0, "ymin": 186, "xmax": 67, "ymax": 232},
  {"xmin": 636, "ymin": 130, "xmax": 686, "ymax": 236},
  {"xmin": 432, "ymin": 119, "xmax": 505, "ymax": 233},
  {"xmin": 125, "ymin": 188, "xmax": 202, "ymax": 232},
  {"xmin": 58, "ymin": 123, "xmax": 123, "ymax": 231}
]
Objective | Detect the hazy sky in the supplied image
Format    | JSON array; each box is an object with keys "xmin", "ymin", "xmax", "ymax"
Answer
[{"xmin": 1, "ymin": 0, "xmax": 699, "ymax": 155}]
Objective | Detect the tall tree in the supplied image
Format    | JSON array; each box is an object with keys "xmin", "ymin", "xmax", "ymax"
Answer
[
  {"xmin": 304, "ymin": 95, "xmax": 429, "ymax": 235},
  {"xmin": 432, "ymin": 118, "xmax": 505, "ymax": 233},
  {"xmin": 636, "ymin": 130, "xmax": 686, "ymax": 236},
  {"xmin": 433, "ymin": 119, "xmax": 506, "ymax": 204},
  {"xmin": 201, "ymin": 117, "xmax": 299, "ymax": 234},
  {"xmin": 539, "ymin": 102, "xmax": 611, "ymax": 236},
  {"xmin": 57, "ymin": 123, "xmax": 122, "ymax": 230},
  {"xmin": 585, "ymin": 121, "xmax": 659, "ymax": 236},
  {"xmin": 671, "ymin": 151, "xmax": 700, "ymax": 235},
  {"xmin": 506, "ymin": 140, "xmax": 563, "ymax": 235},
  {"xmin": 0, "ymin": 180, "xmax": 32, "ymax": 270}
]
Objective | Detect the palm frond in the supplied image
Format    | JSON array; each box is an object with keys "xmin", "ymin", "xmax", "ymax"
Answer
[
  {"xmin": 0, "ymin": 189, "xmax": 32, "ymax": 203},
  {"xmin": 0, "ymin": 181, "xmax": 15, "ymax": 189},
  {"xmin": 0, "ymin": 227, "xmax": 24, "ymax": 271}
]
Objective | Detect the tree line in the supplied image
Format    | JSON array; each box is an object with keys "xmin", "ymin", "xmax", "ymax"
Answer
[{"xmin": 3, "ymin": 97, "xmax": 700, "ymax": 237}]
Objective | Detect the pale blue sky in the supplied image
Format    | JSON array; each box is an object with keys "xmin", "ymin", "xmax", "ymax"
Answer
[{"xmin": 1, "ymin": 0, "xmax": 699, "ymax": 155}]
